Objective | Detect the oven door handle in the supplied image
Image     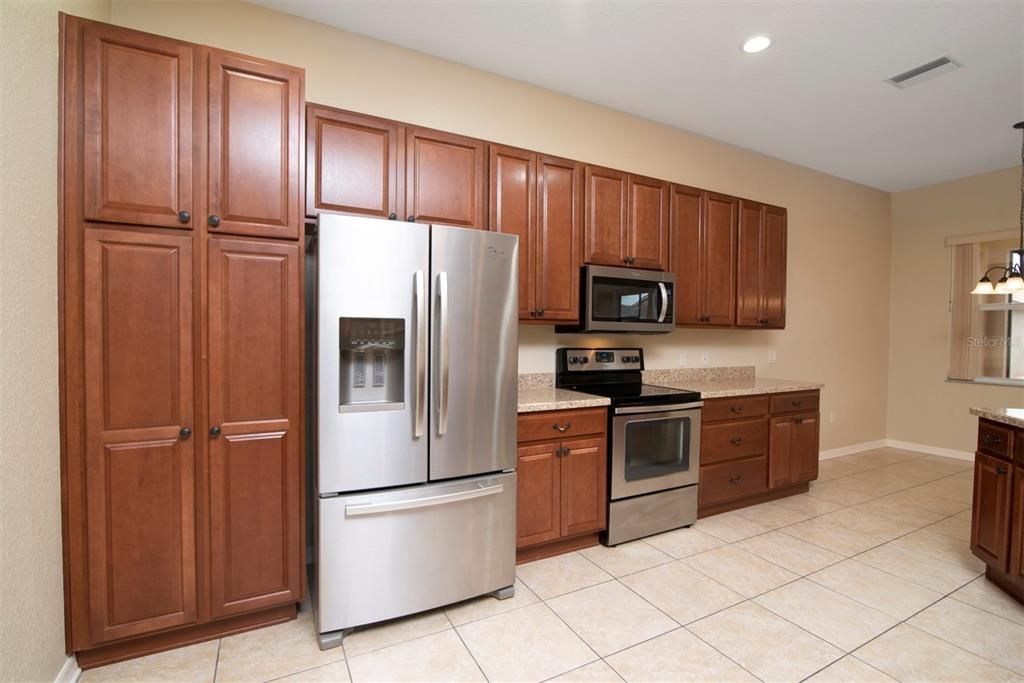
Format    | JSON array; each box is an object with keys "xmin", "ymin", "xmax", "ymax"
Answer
[
  {"xmin": 657, "ymin": 282, "xmax": 669, "ymax": 322},
  {"xmin": 614, "ymin": 401, "xmax": 703, "ymax": 415}
]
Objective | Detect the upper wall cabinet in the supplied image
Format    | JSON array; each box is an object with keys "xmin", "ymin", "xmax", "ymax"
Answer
[
  {"xmin": 82, "ymin": 23, "xmax": 194, "ymax": 229},
  {"xmin": 207, "ymin": 51, "xmax": 303, "ymax": 240},
  {"xmin": 406, "ymin": 126, "xmax": 486, "ymax": 229},
  {"xmin": 490, "ymin": 145, "xmax": 582, "ymax": 322},
  {"xmin": 583, "ymin": 166, "xmax": 669, "ymax": 271},
  {"xmin": 306, "ymin": 106, "xmax": 403, "ymax": 219},
  {"xmin": 737, "ymin": 200, "xmax": 787, "ymax": 328},
  {"xmin": 672, "ymin": 187, "xmax": 737, "ymax": 326}
]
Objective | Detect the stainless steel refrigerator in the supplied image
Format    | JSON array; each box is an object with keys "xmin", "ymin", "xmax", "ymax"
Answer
[{"xmin": 312, "ymin": 214, "xmax": 518, "ymax": 649}]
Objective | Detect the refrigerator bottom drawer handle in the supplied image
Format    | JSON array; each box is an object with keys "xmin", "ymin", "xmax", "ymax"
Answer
[{"xmin": 344, "ymin": 484, "xmax": 504, "ymax": 517}]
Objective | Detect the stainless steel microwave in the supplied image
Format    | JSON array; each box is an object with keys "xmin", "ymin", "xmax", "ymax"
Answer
[{"xmin": 556, "ymin": 265, "xmax": 675, "ymax": 334}]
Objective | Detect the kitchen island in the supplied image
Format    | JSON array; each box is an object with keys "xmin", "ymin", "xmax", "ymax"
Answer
[{"xmin": 969, "ymin": 408, "xmax": 1024, "ymax": 605}]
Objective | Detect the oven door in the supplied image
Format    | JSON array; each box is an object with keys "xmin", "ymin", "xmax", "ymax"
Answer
[
  {"xmin": 610, "ymin": 404, "xmax": 701, "ymax": 500},
  {"xmin": 584, "ymin": 265, "xmax": 674, "ymax": 333}
]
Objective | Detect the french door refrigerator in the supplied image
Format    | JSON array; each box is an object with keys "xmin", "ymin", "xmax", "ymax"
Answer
[{"xmin": 313, "ymin": 214, "xmax": 518, "ymax": 649}]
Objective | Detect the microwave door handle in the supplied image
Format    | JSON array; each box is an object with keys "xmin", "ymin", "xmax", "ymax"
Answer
[
  {"xmin": 657, "ymin": 282, "xmax": 669, "ymax": 322},
  {"xmin": 413, "ymin": 270, "xmax": 426, "ymax": 438},
  {"xmin": 437, "ymin": 271, "xmax": 449, "ymax": 436}
]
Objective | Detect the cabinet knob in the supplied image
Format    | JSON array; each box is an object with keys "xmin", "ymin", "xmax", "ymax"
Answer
[
  {"xmin": 730, "ymin": 437, "xmax": 744, "ymax": 445},
  {"xmin": 179, "ymin": 427, "xmax": 192, "ymax": 440},
  {"xmin": 388, "ymin": 213, "xmax": 397, "ymax": 220},
  {"xmin": 729, "ymin": 475, "xmax": 742, "ymax": 485},
  {"xmin": 553, "ymin": 422, "xmax": 572, "ymax": 433},
  {"xmin": 537, "ymin": 308, "xmax": 545, "ymax": 317},
  {"xmin": 178, "ymin": 210, "xmax": 191, "ymax": 223},
  {"xmin": 997, "ymin": 465, "xmax": 1008, "ymax": 475},
  {"xmin": 794, "ymin": 417, "xmax": 804, "ymax": 424},
  {"xmin": 208, "ymin": 214, "xmax": 221, "ymax": 227},
  {"xmin": 406, "ymin": 215, "xmax": 415, "ymax": 222},
  {"xmin": 210, "ymin": 426, "xmax": 221, "ymax": 438}
]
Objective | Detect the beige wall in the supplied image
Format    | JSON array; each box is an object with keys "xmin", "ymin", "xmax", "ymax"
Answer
[
  {"xmin": 109, "ymin": 1, "xmax": 894, "ymax": 452},
  {"xmin": 888, "ymin": 167, "xmax": 1024, "ymax": 454},
  {"xmin": 0, "ymin": 1, "xmax": 111, "ymax": 681}
]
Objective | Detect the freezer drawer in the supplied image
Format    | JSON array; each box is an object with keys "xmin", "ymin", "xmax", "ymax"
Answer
[{"xmin": 316, "ymin": 472, "xmax": 516, "ymax": 635}]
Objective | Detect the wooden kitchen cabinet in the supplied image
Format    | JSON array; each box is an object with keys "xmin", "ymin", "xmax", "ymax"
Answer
[
  {"xmin": 584, "ymin": 166, "xmax": 669, "ymax": 270},
  {"xmin": 207, "ymin": 50, "xmax": 303, "ymax": 240},
  {"xmin": 737, "ymin": 200, "xmax": 787, "ymax": 328},
  {"xmin": 672, "ymin": 186, "xmax": 737, "ymax": 325},
  {"xmin": 207, "ymin": 238, "xmax": 302, "ymax": 618},
  {"xmin": 490, "ymin": 145, "xmax": 581, "ymax": 322},
  {"xmin": 971, "ymin": 450, "xmax": 1013, "ymax": 571},
  {"xmin": 405, "ymin": 126, "xmax": 486, "ymax": 228},
  {"xmin": 1011, "ymin": 466, "xmax": 1024, "ymax": 585},
  {"xmin": 82, "ymin": 228, "xmax": 197, "ymax": 644},
  {"xmin": 515, "ymin": 408, "xmax": 607, "ymax": 561},
  {"xmin": 81, "ymin": 22, "xmax": 194, "ymax": 229},
  {"xmin": 62, "ymin": 15, "xmax": 305, "ymax": 667},
  {"xmin": 306, "ymin": 105, "xmax": 403, "ymax": 219},
  {"xmin": 769, "ymin": 411, "xmax": 820, "ymax": 488}
]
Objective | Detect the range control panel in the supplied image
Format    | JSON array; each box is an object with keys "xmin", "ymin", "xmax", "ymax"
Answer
[{"xmin": 558, "ymin": 348, "xmax": 644, "ymax": 372}]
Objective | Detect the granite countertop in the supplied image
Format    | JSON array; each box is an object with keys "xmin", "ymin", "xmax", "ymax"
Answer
[
  {"xmin": 970, "ymin": 407, "xmax": 1024, "ymax": 430},
  {"xmin": 652, "ymin": 376, "xmax": 824, "ymax": 399},
  {"xmin": 517, "ymin": 386, "xmax": 610, "ymax": 413}
]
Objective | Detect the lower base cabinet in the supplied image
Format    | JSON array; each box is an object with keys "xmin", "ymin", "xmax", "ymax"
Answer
[
  {"xmin": 970, "ymin": 419, "xmax": 1024, "ymax": 604},
  {"xmin": 515, "ymin": 409, "xmax": 607, "ymax": 560}
]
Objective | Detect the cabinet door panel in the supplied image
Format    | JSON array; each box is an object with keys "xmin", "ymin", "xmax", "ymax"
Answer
[
  {"xmin": 536, "ymin": 156, "xmax": 582, "ymax": 322},
  {"xmin": 489, "ymin": 145, "xmax": 535, "ymax": 319},
  {"xmin": 1010, "ymin": 466, "xmax": 1024, "ymax": 582},
  {"xmin": 627, "ymin": 175, "xmax": 669, "ymax": 271},
  {"xmin": 307, "ymin": 106, "xmax": 401, "ymax": 219},
  {"xmin": 762, "ymin": 206, "xmax": 787, "ymax": 328},
  {"xmin": 768, "ymin": 416, "xmax": 793, "ymax": 489},
  {"xmin": 971, "ymin": 452, "xmax": 1013, "ymax": 571},
  {"xmin": 561, "ymin": 437, "xmax": 607, "ymax": 537},
  {"xmin": 82, "ymin": 23, "xmax": 193, "ymax": 228},
  {"xmin": 736, "ymin": 200, "xmax": 763, "ymax": 327},
  {"xmin": 516, "ymin": 443, "xmax": 561, "ymax": 548},
  {"xmin": 703, "ymin": 193, "xmax": 738, "ymax": 325},
  {"xmin": 584, "ymin": 166, "xmax": 627, "ymax": 266},
  {"xmin": 83, "ymin": 229, "xmax": 196, "ymax": 643},
  {"xmin": 208, "ymin": 52, "xmax": 302, "ymax": 239},
  {"xmin": 791, "ymin": 414, "xmax": 820, "ymax": 483},
  {"xmin": 670, "ymin": 185, "xmax": 702, "ymax": 325},
  {"xmin": 208, "ymin": 237, "xmax": 302, "ymax": 617},
  {"xmin": 406, "ymin": 127, "xmax": 486, "ymax": 228}
]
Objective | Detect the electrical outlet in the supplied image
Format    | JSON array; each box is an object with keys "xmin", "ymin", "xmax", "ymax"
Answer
[
  {"xmin": 678, "ymin": 351, "xmax": 687, "ymax": 367},
  {"xmin": 701, "ymin": 351, "xmax": 710, "ymax": 366},
  {"xmin": 768, "ymin": 350, "xmax": 777, "ymax": 364}
]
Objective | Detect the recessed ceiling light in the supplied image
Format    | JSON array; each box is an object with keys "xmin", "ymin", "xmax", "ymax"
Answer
[{"xmin": 742, "ymin": 36, "xmax": 772, "ymax": 54}]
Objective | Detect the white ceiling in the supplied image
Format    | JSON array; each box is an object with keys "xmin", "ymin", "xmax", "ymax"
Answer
[{"xmin": 252, "ymin": 0, "xmax": 1024, "ymax": 191}]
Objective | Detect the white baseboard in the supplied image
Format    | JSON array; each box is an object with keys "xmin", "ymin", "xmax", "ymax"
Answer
[
  {"xmin": 819, "ymin": 438, "xmax": 974, "ymax": 462},
  {"xmin": 884, "ymin": 439, "xmax": 974, "ymax": 461},
  {"xmin": 54, "ymin": 656, "xmax": 80, "ymax": 683},
  {"xmin": 819, "ymin": 440, "xmax": 887, "ymax": 459}
]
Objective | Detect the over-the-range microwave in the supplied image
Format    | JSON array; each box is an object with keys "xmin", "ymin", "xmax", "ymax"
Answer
[{"xmin": 556, "ymin": 265, "xmax": 675, "ymax": 334}]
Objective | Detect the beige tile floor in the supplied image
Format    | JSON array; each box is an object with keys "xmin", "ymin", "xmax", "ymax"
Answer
[{"xmin": 81, "ymin": 447, "xmax": 1024, "ymax": 683}]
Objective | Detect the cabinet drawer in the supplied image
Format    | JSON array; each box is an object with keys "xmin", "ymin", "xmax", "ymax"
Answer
[
  {"xmin": 703, "ymin": 395, "xmax": 769, "ymax": 423},
  {"xmin": 978, "ymin": 420, "xmax": 1013, "ymax": 461},
  {"xmin": 699, "ymin": 456, "xmax": 767, "ymax": 507},
  {"xmin": 770, "ymin": 391, "xmax": 819, "ymax": 415},
  {"xmin": 701, "ymin": 420, "xmax": 768, "ymax": 465},
  {"xmin": 518, "ymin": 408, "xmax": 606, "ymax": 443}
]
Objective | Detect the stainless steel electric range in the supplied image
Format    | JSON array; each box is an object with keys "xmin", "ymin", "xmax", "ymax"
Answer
[{"xmin": 556, "ymin": 348, "xmax": 702, "ymax": 545}]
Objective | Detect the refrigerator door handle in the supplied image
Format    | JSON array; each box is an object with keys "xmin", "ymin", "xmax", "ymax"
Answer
[
  {"xmin": 437, "ymin": 271, "xmax": 450, "ymax": 435},
  {"xmin": 413, "ymin": 270, "xmax": 427, "ymax": 438},
  {"xmin": 658, "ymin": 282, "xmax": 669, "ymax": 323},
  {"xmin": 344, "ymin": 483, "xmax": 504, "ymax": 516}
]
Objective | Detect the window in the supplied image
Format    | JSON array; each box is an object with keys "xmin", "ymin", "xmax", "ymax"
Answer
[{"xmin": 948, "ymin": 240, "xmax": 1024, "ymax": 385}]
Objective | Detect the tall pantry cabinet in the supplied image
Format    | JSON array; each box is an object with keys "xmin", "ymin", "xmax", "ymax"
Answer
[{"xmin": 59, "ymin": 15, "xmax": 304, "ymax": 667}]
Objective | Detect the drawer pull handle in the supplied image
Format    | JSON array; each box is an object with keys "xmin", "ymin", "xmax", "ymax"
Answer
[
  {"xmin": 997, "ymin": 466, "xmax": 1008, "ymax": 475},
  {"xmin": 729, "ymin": 475, "xmax": 743, "ymax": 485},
  {"xmin": 730, "ymin": 437, "xmax": 744, "ymax": 445},
  {"xmin": 982, "ymin": 434, "xmax": 1002, "ymax": 445},
  {"xmin": 730, "ymin": 406, "xmax": 744, "ymax": 413},
  {"xmin": 553, "ymin": 422, "xmax": 571, "ymax": 432},
  {"xmin": 792, "ymin": 400, "xmax": 803, "ymax": 407}
]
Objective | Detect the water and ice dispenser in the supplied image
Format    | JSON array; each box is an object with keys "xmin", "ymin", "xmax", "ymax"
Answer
[{"xmin": 338, "ymin": 317, "xmax": 405, "ymax": 412}]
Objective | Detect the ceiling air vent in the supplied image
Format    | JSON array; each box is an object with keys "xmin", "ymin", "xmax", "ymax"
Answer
[{"xmin": 886, "ymin": 56, "xmax": 961, "ymax": 89}]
